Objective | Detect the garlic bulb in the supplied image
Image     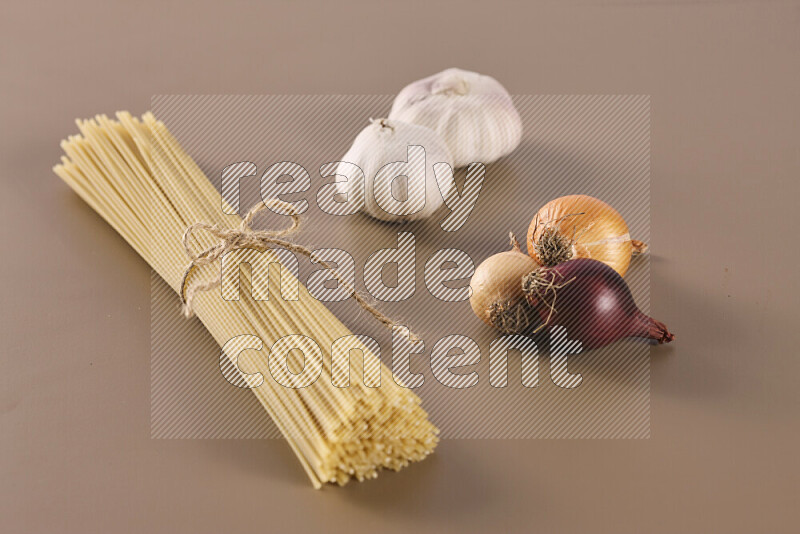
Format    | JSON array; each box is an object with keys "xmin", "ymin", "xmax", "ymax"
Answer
[
  {"xmin": 335, "ymin": 118, "xmax": 455, "ymax": 222},
  {"xmin": 389, "ymin": 68, "xmax": 522, "ymax": 167}
]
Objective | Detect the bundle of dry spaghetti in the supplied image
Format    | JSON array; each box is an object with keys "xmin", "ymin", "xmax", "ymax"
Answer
[{"xmin": 53, "ymin": 111, "xmax": 438, "ymax": 488}]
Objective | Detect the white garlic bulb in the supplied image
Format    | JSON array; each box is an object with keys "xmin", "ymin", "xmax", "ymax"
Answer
[
  {"xmin": 389, "ymin": 68, "xmax": 523, "ymax": 168},
  {"xmin": 335, "ymin": 118, "xmax": 455, "ymax": 222}
]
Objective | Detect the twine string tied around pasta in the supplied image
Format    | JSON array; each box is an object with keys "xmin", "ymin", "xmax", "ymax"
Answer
[{"xmin": 180, "ymin": 199, "xmax": 420, "ymax": 342}]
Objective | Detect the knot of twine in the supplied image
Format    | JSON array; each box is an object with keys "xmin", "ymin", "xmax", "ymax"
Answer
[{"xmin": 179, "ymin": 199, "xmax": 420, "ymax": 342}]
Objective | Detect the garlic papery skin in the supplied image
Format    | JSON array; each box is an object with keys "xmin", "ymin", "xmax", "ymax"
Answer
[
  {"xmin": 388, "ymin": 68, "xmax": 523, "ymax": 168},
  {"xmin": 335, "ymin": 118, "xmax": 455, "ymax": 222}
]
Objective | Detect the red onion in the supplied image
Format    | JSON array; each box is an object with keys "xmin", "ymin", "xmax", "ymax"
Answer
[{"xmin": 522, "ymin": 258, "xmax": 674, "ymax": 350}]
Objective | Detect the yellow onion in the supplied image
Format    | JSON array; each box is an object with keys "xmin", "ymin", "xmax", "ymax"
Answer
[
  {"xmin": 469, "ymin": 234, "xmax": 540, "ymax": 333},
  {"xmin": 526, "ymin": 195, "xmax": 647, "ymax": 277}
]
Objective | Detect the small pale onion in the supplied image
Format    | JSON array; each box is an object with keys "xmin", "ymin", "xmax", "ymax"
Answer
[{"xmin": 469, "ymin": 235, "xmax": 540, "ymax": 334}]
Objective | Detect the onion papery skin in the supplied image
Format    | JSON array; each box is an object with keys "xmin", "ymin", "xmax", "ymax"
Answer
[
  {"xmin": 527, "ymin": 195, "xmax": 636, "ymax": 276},
  {"xmin": 469, "ymin": 245, "xmax": 540, "ymax": 333},
  {"xmin": 522, "ymin": 258, "xmax": 674, "ymax": 351}
]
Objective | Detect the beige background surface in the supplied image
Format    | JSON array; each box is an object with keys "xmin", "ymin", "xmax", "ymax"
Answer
[{"xmin": 1, "ymin": 1, "xmax": 798, "ymax": 533}]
